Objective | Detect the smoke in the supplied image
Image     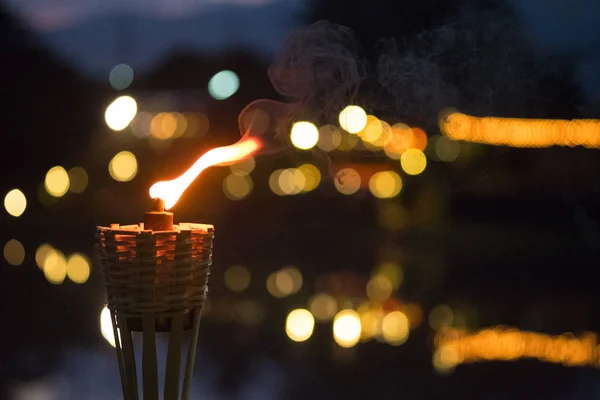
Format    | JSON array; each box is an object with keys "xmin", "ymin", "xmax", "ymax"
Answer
[
  {"xmin": 267, "ymin": 20, "xmax": 367, "ymax": 120},
  {"xmin": 260, "ymin": 4, "xmax": 581, "ymax": 132}
]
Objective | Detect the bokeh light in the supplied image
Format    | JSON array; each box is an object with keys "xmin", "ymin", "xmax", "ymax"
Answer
[
  {"xmin": 68, "ymin": 167, "xmax": 88, "ymax": 194},
  {"xmin": 100, "ymin": 306, "xmax": 117, "ymax": 348},
  {"xmin": 366, "ymin": 275, "xmax": 393, "ymax": 302},
  {"xmin": 339, "ymin": 105, "xmax": 367, "ymax": 134},
  {"xmin": 43, "ymin": 249, "xmax": 67, "ymax": 284},
  {"xmin": 4, "ymin": 239, "xmax": 25, "ymax": 266},
  {"xmin": 150, "ymin": 112, "xmax": 176, "ymax": 140},
  {"xmin": 291, "ymin": 121, "xmax": 319, "ymax": 150},
  {"xmin": 208, "ymin": 70, "xmax": 240, "ymax": 100},
  {"xmin": 109, "ymin": 64, "xmax": 134, "ymax": 90},
  {"xmin": 279, "ymin": 168, "xmax": 306, "ymax": 195},
  {"xmin": 317, "ymin": 125, "xmax": 342, "ymax": 151},
  {"xmin": 358, "ymin": 304, "xmax": 383, "ymax": 341},
  {"xmin": 337, "ymin": 132, "xmax": 360, "ymax": 151},
  {"xmin": 35, "ymin": 244, "xmax": 54, "ymax": 269},
  {"xmin": 410, "ymin": 127, "xmax": 428, "ymax": 151},
  {"xmin": 268, "ymin": 169, "xmax": 286, "ymax": 196},
  {"xmin": 282, "ymin": 266, "xmax": 303, "ymax": 294},
  {"xmin": 333, "ymin": 309, "xmax": 362, "ymax": 348},
  {"xmin": 433, "ymin": 346, "xmax": 459, "ymax": 374},
  {"xmin": 286, "ymin": 309, "xmax": 315, "ymax": 342},
  {"xmin": 267, "ymin": 267, "xmax": 302, "ymax": 298},
  {"xmin": 229, "ymin": 157, "xmax": 256, "ymax": 176},
  {"xmin": 298, "ymin": 164, "xmax": 321, "ymax": 192},
  {"xmin": 275, "ymin": 270, "xmax": 294, "ymax": 295},
  {"xmin": 223, "ymin": 174, "xmax": 253, "ymax": 200},
  {"xmin": 359, "ymin": 115, "xmax": 384, "ymax": 144},
  {"xmin": 381, "ymin": 311, "xmax": 410, "ymax": 346},
  {"xmin": 45, "ymin": 166, "xmax": 70, "ymax": 197},
  {"xmin": 105, "ymin": 95, "xmax": 137, "ymax": 131},
  {"xmin": 109, "ymin": 151, "xmax": 138, "ymax": 182},
  {"xmin": 66, "ymin": 253, "xmax": 91, "ymax": 284},
  {"xmin": 4, "ymin": 189, "xmax": 26, "ymax": 217},
  {"xmin": 334, "ymin": 168, "xmax": 361, "ymax": 195},
  {"xmin": 308, "ymin": 293, "xmax": 338, "ymax": 322},
  {"xmin": 400, "ymin": 148, "xmax": 427, "ymax": 176},
  {"xmin": 374, "ymin": 262, "xmax": 404, "ymax": 291},
  {"xmin": 435, "ymin": 136, "xmax": 461, "ymax": 162},
  {"xmin": 224, "ymin": 265, "xmax": 251, "ymax": 293},
  {"xmin": 368, "ymin": 171, "xmax": 402, "ymax": 199},
  {"xmin": 266, "ymin": 272, "xmax": 285, "ymax": 298}
]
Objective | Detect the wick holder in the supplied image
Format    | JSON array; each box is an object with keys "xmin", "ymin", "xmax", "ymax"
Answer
[{"xmin": 95, "ymin": 222, "xmax": 215, "ymax": 400}]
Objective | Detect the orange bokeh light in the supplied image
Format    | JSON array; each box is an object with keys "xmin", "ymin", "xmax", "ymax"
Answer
[{"xmin": 149, "ymin": 137, "xmax": 261, "ymax": 209}]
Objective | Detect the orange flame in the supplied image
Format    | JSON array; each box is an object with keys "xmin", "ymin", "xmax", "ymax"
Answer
[{"xmin": 149, "ymin": 137, "xmax": 261, "ymax": 209}]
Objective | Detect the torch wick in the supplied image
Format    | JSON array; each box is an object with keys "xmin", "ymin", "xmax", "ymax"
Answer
[{"xmin": 153, "ymin": 198, "xmax": 166, "ymax": 212}]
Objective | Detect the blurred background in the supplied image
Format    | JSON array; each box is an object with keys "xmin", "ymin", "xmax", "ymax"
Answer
[{"xmin": 3, "ymin": 0, "xmax": 600, "ymax": 399}]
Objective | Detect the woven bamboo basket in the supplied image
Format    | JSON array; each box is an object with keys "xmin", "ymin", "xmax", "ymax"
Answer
[{"xmin": 95, "ymin": 222, "xmax": 214, "ymax": 400}]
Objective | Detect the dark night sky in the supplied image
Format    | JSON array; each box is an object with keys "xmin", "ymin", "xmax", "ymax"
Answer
[{"xmin": 3, "ymin": 0, "xmax": 600, "ymax": 103}]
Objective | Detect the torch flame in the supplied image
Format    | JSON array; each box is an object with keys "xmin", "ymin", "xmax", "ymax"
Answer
[{"xmin": 149, "ymin": 137, "xmax": 261, "ymax": 210}]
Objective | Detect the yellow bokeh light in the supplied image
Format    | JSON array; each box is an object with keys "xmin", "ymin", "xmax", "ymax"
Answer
[
  {"xmin": 368, "ymin": 171, "xmax": 402, "ymax": 199},
  {"xmin": 334, "ymin": 168, "xmax": 361, "ymax": 195},
  {"xmin": 366, "ymin": 275, "xmax": 394, "ymax": 302},
  {"xmin": 317, "ymin": 124, "xmax": 342, "ymax": 152},
  {"xmin": 35, "ymin": 244, "xmax": 54, "ymax": 269},
  {"xmin": 339, "ymin": 105, "xmax": 367, "ymax": 134},
  {"xmin": 275, "ymin": 270, "xmax": 294, "ymax": 296},
  {"xmin": 359, "ymin": 115, "xmax": 384, "ymax": 143},
  {"xmin": 224, "ymin": 265, "xmax": 251, "ymax": 293},
  {"xmin": 337, "ymin": 132, "xmax": 360, "ymax": 151},
  {"xmin": 429, "ymin": 304, "xmax": 454, "ymax": 331},
  {"xmin": 266, "ymin": 272, "xmax": 285, "ymax": 298},
  {"xmin": 67, "ymin": 167, "xmax": 88, "ymax": 194},
  {"xmin": 298, "ymin": 164, "xmax": 321, "ymax": 192},
  {"xmin": 4, "ymin": 239, "xmax": 25, "ymax": 266},
  {"xmin": 150, "ymin": 112, "xmax": 179, "ymax": 140},
  {"xmin": 43, "ymin": 249, "xmax": 67, "ymax": 284},
  {"xmin": 433, "ymin": 346, "xmax": 459, "ymax": 374},
  {"xmin": 279, "ymin": 168, "xmax": 306, "ymax": 195},
  {"xmin": 286, "ymin": 309, "xmax": 315, "ymax": 342},
  {"xmin": 268, "ymin": 169, "xmax": 286, "ymax": 196},
  {"xmin": 282, "ymin": 266, "xmax": 303, "ymax": 294},
  {"xmin": 359, "ymin": 306, "xmax": 383, "ymax": 341},
  {"xmin": 105, "ymin": 95, "xmax": 137, "ymax": 131},
  {"xmin": 435, "ymin": 136, "xmax": 461, "ymax": 162},
  {"xmin": 109, "ymin": 151, "xmax": 138, "ymax": 182},
  {"xmin": 400, "ymin": 148, "xmax": 427, "ymax": 176},
  {"xmin": 291, "ymin": 121, "xmax": 319, "ymax": 150},
  {"xmin": 333, "ymin": 309, "xmax": 362, "ymax": 348},
  {"xmin": 223, "ymin": 174, "xmax": 253, "ymax": 200},
  {"xmin": 229, "ymin": 156, "xmax": 256, "ymax": 176},
  {"xmin": 45, "ymin": 166, "xmax": 70, "ymax": 197},
  {"xmin": 66, "ymin": 253, "xmax": 91, "ymax": 284},
  {"xmin": 173, "ymin": 113, "xmax": 188, "ymax": 138},
  {"xmin": 4, "ymin": 189, "xmax": 26, "ymax": 217},
  {"xmin": 100, "ymin": 306, "xmax": 117, "ymax": 348},
  {"xmin": 308, "ymin": 293, "xmax": 338, "ymax": 322},
  {"xmin": 381, "ymin": 311, "xmax": 410, "ymax": 346},
  {"xmin": 374, "ymin": 262, "xmax": 403, "ymax": 291},
  {"xmin": 439, "ymin": 111, "xmax": 600, "ymax": 148}
]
